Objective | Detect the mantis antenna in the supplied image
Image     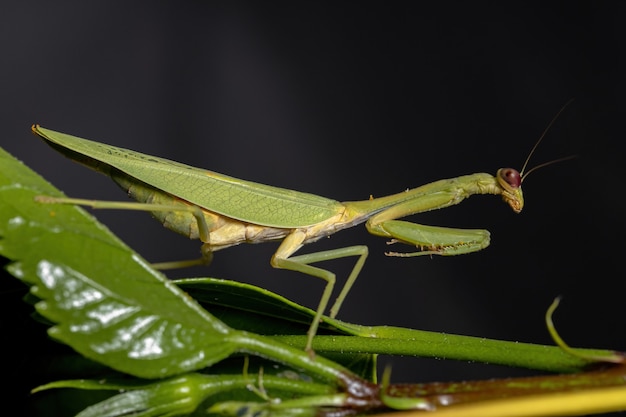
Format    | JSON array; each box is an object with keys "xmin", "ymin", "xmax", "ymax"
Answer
[{"xmin": 520, "ymin": 99, "xmax": 577, "ymax": 183}]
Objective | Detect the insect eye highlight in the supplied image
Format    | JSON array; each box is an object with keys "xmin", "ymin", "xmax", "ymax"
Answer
[{"xmin": 498, "ymin": 168, "xmax": 522, "ymax": 189}]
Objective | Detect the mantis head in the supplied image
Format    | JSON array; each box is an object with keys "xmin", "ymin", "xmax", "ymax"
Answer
[
  {"xmin": 496, "ymin": 168, "xmax": 524, "ymax": 213},
  {"xmin": 495, "ymin": 100, "xmax": 576, "ymax": 215}
]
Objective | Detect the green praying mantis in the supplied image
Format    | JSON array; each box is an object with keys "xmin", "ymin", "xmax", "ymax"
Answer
[{"xmin": 31, "ymin": 118, "xmax": 566, "ymax": 354}]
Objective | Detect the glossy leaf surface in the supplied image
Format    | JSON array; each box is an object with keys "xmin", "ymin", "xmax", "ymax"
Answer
[{"xmin": 0, "ymin": 148, "xmax": 238, "ymax": 378}]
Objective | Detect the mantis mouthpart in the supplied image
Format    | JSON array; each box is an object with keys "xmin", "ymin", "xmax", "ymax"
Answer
[{"xmin": 31, "ymin": 113, "xmax": 566, "ymax": 354}]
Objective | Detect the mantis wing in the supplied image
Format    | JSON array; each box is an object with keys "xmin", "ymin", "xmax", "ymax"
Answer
[{"xmin": 33, "ymin": 126, "xmax": 343, "ymax": 228}]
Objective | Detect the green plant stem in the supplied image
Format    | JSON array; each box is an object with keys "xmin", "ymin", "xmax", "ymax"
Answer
[
  {"xmin": 273, "ymin": 334, "xmax": 612, "ymax": 373},
  {"xmin": 228, "ymin": 331, "xmax": 380, "ymax": 399}
]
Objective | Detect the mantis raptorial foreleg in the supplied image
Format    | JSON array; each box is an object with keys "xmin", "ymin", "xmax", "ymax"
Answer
[{"xmin": 381, "ymin": 222, "xmax": 490, "ymax": 257}]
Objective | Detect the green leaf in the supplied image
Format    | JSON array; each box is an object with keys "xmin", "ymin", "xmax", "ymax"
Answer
[
  {"xmin": 0, "ymin": 147, "xmax": 238, "ymax": 378},
  {"xmin": 179, "ymin": 278, "xmax": 378, "ymax": 377},
  {"xmin": 176, "ymin": 277, "xmax": 616, "ymax": 374}
]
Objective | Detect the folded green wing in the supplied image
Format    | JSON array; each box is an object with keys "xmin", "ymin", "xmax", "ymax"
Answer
[{"xmin": 33, "ymin": 126, "xmax": 343, "ymax": 228}]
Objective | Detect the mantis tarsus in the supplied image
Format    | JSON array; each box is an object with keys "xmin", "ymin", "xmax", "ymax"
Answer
[{"xmin": 31, "ymin": 120, "xmax": 561, "ymax": 353}]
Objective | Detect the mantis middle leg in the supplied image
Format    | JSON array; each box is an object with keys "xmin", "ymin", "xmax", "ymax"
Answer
[{"xmin": 271, "ymin": 230, "xmax": 369, "ymax": 354}]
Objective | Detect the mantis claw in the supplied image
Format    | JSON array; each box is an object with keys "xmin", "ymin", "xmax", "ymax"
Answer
[
  {"xmin": 385, "ymin": 250, "xmax": 441, "ymax": 258},
  {"xmin": 376, "ymin": 220, "xmax": 491, "ymax": 257}
]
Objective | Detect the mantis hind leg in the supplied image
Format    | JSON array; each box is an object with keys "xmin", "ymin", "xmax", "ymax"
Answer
[
  {"xmin": 272, "ymin": 233, "xmax": 369, "ymax": 353},
  {"xmin": 34, "ymin": 195, "xmax": 214, "ymax": 269}
]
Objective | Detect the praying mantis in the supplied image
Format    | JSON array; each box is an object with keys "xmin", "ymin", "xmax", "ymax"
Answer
[{"xmin": 31, "ymin": 120, "xmax": 562, "ymax": 354}]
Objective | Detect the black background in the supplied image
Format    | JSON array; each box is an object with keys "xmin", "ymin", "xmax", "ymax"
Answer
[{"xmin": 2, "ymin": 1, "xmax": 626, "ymax": 412}]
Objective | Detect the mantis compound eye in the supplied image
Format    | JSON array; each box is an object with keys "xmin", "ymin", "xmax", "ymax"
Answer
[{"xmin": 498, "ymin": 168, "xmax": 522, "ymax": 189}]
